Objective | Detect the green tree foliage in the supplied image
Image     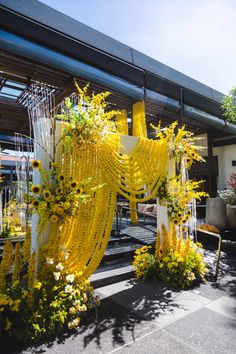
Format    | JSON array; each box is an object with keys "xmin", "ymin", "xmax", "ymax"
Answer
[{"xmin": 221, "ymin": 87, "xmax": 236, "ymax": 123}]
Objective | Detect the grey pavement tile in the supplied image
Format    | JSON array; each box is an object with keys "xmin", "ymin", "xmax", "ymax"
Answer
[
  {"xmin": 99, "ymin": 280, "xmax": 211, "ymax": 327},
  {"xmin": 6, "ymin": 298, "xmax": 157, "ymax": 354},
  {"xmin": 112, "ymin": 328, "xmax": 200, "ymax": 354},
  {"xmin": 206, "ymin": 295, "xmax": 236, "ymax": 320},
  {"xmin": 190, "ymin": 281, "xmax": 229, "ymax": 301},
  {"xmin": 165, "ymin": 307, "xmax": 236, "ymax": 354}
]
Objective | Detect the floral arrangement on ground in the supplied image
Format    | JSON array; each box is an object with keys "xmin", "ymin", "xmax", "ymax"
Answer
[
  {"xmin": 0, "ymin": 232, "xmax": 99, "ymax": 343},
  {"xmin": 133, "ymin": 224, "xmax": 208, "ymax": 289}
]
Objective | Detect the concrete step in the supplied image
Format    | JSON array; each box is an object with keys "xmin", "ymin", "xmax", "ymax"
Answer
[
  {"xmin": 90, "ymin": 263, "xmax": 134, "ymax": 289},
  {"xmin": 104, "ymin": 241, "xmax": 141, "ymax": 261}
]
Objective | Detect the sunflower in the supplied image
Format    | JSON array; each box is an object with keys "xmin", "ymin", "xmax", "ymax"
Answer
[
  {"xmin": 182, "ymin": 226, "xmax": 187, "ymax": 232},
  {"xmin": 186, "ymin": 210, "xmax": 191, "ymax": 216},
  {"xmin": 76, "ymin": 188, "xmax": 81, "ymax": 194},
  {"xmin": 177, "ymin": 211, "xmax": 182, "ymax": 218},
  {"xmin": 43, "ymin": 190, "xmax": 51, "ymax": 199},
  {"xmin": 32, "ymin": 160, "xmax": 41, "ymax": 169},
  {"xmin": 58, "ymin": 174, "xmax": 65, "ymax": 182},
  {"xmin": 182, "ymin": 218, "xmax": 187, "ymax": 224},
  {"xmin": 56, "ymin": 207, "xmax": 64, "ymax": 216},
  {"xmin": 56, "ymin": 187, "xmax": 62, "ymax": 195},
  {"xmin": 173, "ymin": 218, "xmax": 179, "ymax": 225},
  {"xmin": 32, "ymin": 185, "xmax": 41, "ymax": 194},
  {"xmin": 70, "ymin": 181, "xmax": 77, "ymax": 189},
  {"xmin": 50, "ymin": 215, "xmax": 59, "ymax": 223},
  {"xmin": 31, "ymin": 200, "xmax": 39, "ymax": 207}
]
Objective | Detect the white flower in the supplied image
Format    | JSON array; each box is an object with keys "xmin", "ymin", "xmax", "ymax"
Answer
[
  {"xmin": 53, "ymin": 272, "xmax": 61, "ymax": 281},
  {"xmin": 56, "ymin": 262, "xmax": 64, "ymax": 271},
  {"xmin": 66, "ymin": 274, "xmax": 75, "ymax": 283},
  {"xmin": 65, "ymin": 285, "xmax": 73, "ymax": 294},
  {"xmin": 72, "ymin": 317, "xmax": 80, "ymax": 327},
  {"xmin": 46, "ymin": 257, "xmax": 54, "ymax": 265}
]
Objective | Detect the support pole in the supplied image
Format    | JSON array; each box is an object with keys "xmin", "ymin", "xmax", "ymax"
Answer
[
  {"xmin": 178, "ymin": 88, "xmax": 184, "ymax": 127},
  {"xmin": 207, "ymin": 131, "xmax": 213, "ymax": 197}
]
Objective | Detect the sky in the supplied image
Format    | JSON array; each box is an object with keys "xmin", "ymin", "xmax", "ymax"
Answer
[{"xmin": 40, "ymin": 0, "xmax": 236, "ymax": 94}]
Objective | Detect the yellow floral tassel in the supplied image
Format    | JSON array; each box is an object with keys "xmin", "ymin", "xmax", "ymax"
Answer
[
  {"xmin": 155, "ymin": 231, "xmax": 161, "ymax": 258},
  {"xmin": 171, "ymin": 224, "xmax": 177, "ymax": 252},
  {"xmin": 27, "ymin": 252, "xmax": 36, "ymax": 308},
  {"xmin": 176, "ymin": 236, "xmax": 183, "ymax": 254},
  {"xmin": 12, "ymin": 243, "xmax": 22, "ymax": 284},
  {"xmin": 182, "ymin": 237, "xmax": 191, "ymax": 257},
  {"xmin": 23, "ymin": 229, "xmax": 31, "ymax": 263},
  {"xmin": 0, "ymin": 241, "xmax": 13, "ymax": 274}
]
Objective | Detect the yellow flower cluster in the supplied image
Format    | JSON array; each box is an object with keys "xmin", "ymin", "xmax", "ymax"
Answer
[
  {"xmin": 31, "ymin": 161, "xmax": 93, "ymax": 233},
  {"xmin": 133, "ymin": 224, "xmax": 207, "ymax": 288},
  {"xmin": 158, "ymin": 176, "xmax": 208, "ymax": 224},
  {"xmin": 0, "ymin": 241, "xmax": 13, "ymax": 290},
  {"xmin": 152, "ymin": 121, "xmax": 204, "ymax": 164}
]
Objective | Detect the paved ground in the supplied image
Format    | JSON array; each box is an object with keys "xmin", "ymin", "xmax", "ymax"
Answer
[{"xmin": 2, "ymin": 239, "xmax": 236, "ymax": 354}]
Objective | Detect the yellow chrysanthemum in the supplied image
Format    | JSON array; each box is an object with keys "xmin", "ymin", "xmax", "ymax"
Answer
[
  {"xmin": 32, "ymin": 185, "xmax": 41, "ymax": 194},
  {"xmin": 31, "ymin": 160, "xmax": 41, "ymax": 169},
  {"xmin": 50, "ymin": 215, "xmax": 59, "ymax": 223}
]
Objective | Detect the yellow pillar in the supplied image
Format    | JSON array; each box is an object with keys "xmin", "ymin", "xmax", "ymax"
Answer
[{"xmin": 130, "ymin": 101, "xmax": 147, "ymax": 224}]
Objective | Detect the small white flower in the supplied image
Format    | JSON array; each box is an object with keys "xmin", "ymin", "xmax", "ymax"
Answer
[
  {"xmin": 66, "ymin": 274, "xmax": 75, "ymax": 283},
  {"xmin": 46, "ymin": 257, "xmax": 54, "ymax": 265},
  {"xmin": 53, "ymin": 272, "xmax": 61, "ymax": 281},
  {"xmin": 65, "ymin": 284, "xmax": 73, "ymax": 294},
  {"xmin": 56, "ymin": 262, "xmax": 64, "ymax": 271}
]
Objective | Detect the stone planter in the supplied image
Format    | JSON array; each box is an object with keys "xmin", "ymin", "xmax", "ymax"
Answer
[
  {"xmin": 226, "ymin": 205, "xmax": 236, "ymax": 229},
  {"xmin": 206, "ymin": 197, "xmax": 227, "ymax": 231}
]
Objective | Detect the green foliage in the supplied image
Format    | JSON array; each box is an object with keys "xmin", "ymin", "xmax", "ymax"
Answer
[{"xmin": 221, "ymin": 86, "xmax": 236, "ymax": 123}]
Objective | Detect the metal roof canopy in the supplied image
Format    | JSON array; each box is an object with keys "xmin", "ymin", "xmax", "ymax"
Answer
[{"xmin": 0, "ymin": 0, "xmax": 234, "ymax": 144}]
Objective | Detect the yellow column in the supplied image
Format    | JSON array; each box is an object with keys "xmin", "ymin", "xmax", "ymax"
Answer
[
  {"xmin": 130, "ymin": 101, "xmax": 147, "ymax": 223},
  {"xmin": 116, "ymin": 110, "xmax": 128, "ymax": 135}
]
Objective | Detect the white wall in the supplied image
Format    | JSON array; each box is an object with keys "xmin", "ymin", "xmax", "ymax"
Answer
[
  {"xmin": 196, "ymin": 133, "xmax": 236, "ymax": 191},
  {"xmin": 213, "ymin": 144, "xmax": 236, "ymax": 190}
]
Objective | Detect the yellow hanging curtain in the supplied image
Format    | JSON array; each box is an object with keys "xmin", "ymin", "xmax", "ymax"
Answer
[{"xmin": 130, "ymin": 101, "xmax": 147, "ymax": 223}]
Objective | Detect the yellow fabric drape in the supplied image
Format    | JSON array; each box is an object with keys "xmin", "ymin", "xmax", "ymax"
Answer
[{"xmin": 130, "ymin": 101, "xmax": 147, "ymax": 223}]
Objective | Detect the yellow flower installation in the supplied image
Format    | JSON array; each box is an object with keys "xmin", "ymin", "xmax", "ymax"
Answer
[{"xmin": 34, "ymin": 86, "xmax": 168, "ymax": 279}]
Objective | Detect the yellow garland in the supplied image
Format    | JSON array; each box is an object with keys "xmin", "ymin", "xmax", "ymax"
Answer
[{"xmin": 130, "ymin": 101, "xmax": 147, "ymax": 224}]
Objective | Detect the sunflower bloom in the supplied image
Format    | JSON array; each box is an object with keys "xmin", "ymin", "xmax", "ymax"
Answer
[
  {"xmin": 32, "ymin": 160, "xmax": 41, "ymax": 169},
  {"xmin": 50, "ymin": 215, "xmax": 59, "ymax": 223},
  {"xmin": 32, "ymin": 185, "xmax": 41, "ymax": 194},
  {"xmin": 43, "ymin": 190, "xmax": 51, "ymax": 199},
  {"xmin": 71, "ymin": 181, "xmax": 77, "ymax": 189}
]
